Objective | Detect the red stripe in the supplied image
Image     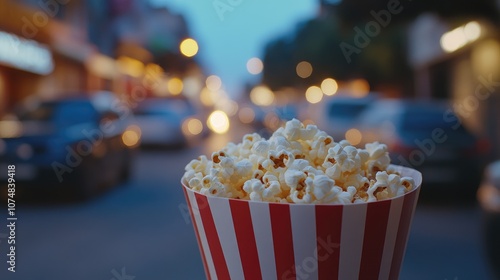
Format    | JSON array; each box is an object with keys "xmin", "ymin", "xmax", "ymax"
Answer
[
  {"xmin": 315, "ymin": 205, "xmax": 343, "ymax": 279},
  {"xmin": 183, "ymin": 187, "xmax": 211, "ymax": 280},
  {"xmin": 270, "ymin": 203, "xmax": 295, "ymax": 279},
  {"xmin": 195, "ymin": 193, "xmax": 231, "ymax": 280},
  {"xmin": 389, "ymin": 190, "xmax": 419, "ymax": 280},
  {"xmin": 359, "ymin": 200, "xmax": 392, "ymax": 280},
  {"xmin": 229, "ymin": 200, "xmax": 263, "ymax": 280}
]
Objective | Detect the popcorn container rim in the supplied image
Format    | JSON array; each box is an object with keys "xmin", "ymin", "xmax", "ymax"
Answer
[{"xmin": 181, "ymin": 164, "xmax": 422, "ymax": 207}]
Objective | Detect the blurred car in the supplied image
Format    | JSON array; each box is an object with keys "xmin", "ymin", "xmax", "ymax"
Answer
[
  {"xmin": 317, "ymin": 95, "xmax": 377, "ymax": 141},
  {"xmin": 0, "ymin": 93, "xmax": 138, "ymax": 198},
  {"xmin": 356, "ymin": 99, "xmax": 487, "ymax": 197},
  {"xmin": 132, "ymin": 97, "xmax": 205, "ymax": 147},
  {"xmin": 477, "ymin": 160, "xmax": 500, "ymax": 279}
]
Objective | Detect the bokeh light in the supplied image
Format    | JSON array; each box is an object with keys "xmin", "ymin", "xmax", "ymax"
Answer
[
  {"xmin": 117, "ymin": 56, "xmax": 144, "ymax": 78},
  {"xmin": 200, "ymin": 87, "xmax": 214, "ymax": 106},
  {"xmin": 349, "ymin": 79, "xmax": 370, "ymax": 98},
  {"xmin": 219, "ymin": 99, "xmax": 239, "ymax": 116},
  {"xmin": 296, "ymin": 61, "xmax": 313, "ymax": 78},
  {"xmin": 179, "ymin": 38, "xmax": 199, "ymax": 57},
  {"xmin": 305, "ymin": 86, "xmax": 323, "ymax": 104},
  {"xmin": 441, "ymin": 22, "xmax": 481, "ymax": 53},
  {"xmin": 207, "ymin": 110, "xmax": 230, "ymax": 134},
  {"xmin": 122, "ymin": 125, "xmax": 141, "ymax": 147},
  {"xmin": 345, "ymin": 128, "xmax": 362, "ymax": 145},
  {"xmin": 250, "ymin": 85, "xmax": 274, "ymax": 106},
  {"xmin": 206, "ymin": 75, "xmax": 222, "ymax": 91},
  {"xmin": 0, "ymin": 119, "xmax": 22, "ymax": 138},
  {"xmin": 167, "ymin": 77, "xmax": 183, "ymax": 95},
  {"xmin": 182, "ymin": 118, "xmax": 203, "ymax": 136},
  {"xmin": 246, "ymin": 57, "xmax": 264, "ymax": 75},
  {"xmin": 440, "ymin": 28, "xmax": 467, "ymax": 53},
  {"xmin": 238, "ymin": 107, "xmax": 255, "ymax": 124},
  {"xmin": 182, "ymin": 76, "xmax": 202, "ymax": 99},
  {"xmin": 464, "ymin": 21, "xmax": 481, "ymax": 41},
  {"xmin": 321, "ymin": 78, "xmax": 338, "ymax": 96}
]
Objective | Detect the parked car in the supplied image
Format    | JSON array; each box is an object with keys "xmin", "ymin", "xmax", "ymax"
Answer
[
  {"xmin": 477, "ymin": 160, "xmax": 500, "ymax": 279},
  {"xmin": 132, "ymin": 97, "xmax": 205, "ymax": 147},
  {"xmin": 317, "ymin": 95, "xmax": 377, "ymax": 141},
  {"xmin": 356, "ymin": 99, "xmax": 487, "ymax": 198},
  {"xmin": 0, "ymin": 93, "xmax": 138, "ymax": 198}
]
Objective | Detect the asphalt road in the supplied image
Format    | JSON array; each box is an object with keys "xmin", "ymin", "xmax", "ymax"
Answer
[{"xmin": 0, "ymin": 134, "xmax": 496, "ymax": 279}]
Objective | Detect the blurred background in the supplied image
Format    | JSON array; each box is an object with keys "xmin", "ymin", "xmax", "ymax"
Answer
[{"xmin": 0, "ymin": 0, "xmax": 500, "ymax": 279}]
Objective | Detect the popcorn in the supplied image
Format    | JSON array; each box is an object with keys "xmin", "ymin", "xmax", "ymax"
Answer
[{"xmin": 182, "ymin": 119, "xmax": 414, "ymax": 204}]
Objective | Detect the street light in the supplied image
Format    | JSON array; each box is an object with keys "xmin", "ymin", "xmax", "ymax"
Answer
[
  {"xmin": 247, "ymin": 57, "xmax": 263, "ymax": 75},
  {"xmin": 180, "ymin": 38, "xmax": 199, "ymax": 57}
]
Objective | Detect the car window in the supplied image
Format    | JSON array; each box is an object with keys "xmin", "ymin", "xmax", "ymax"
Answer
[
  {"xmin": 328, "ymin": 102, "xmax": 368, "ymax": 119},
  {"xmin": 54, "ymin": 101, "xmax": 98, "ymax": 126}
]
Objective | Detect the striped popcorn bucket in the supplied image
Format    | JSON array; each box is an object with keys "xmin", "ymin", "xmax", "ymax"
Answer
[{"xmin": 182, "ymin": 165, "xmax": 422, "ymax": 280}]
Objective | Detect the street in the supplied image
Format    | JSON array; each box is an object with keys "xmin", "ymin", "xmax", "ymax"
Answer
[{"xmin": 0, "ymin": 137, "xmax": 495, "ymax": 280}]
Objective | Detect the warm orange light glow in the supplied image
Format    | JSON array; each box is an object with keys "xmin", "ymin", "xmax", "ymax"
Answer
[
  {"xmin": 200, "ymin": 87, "xmax": 214, "ymax": 106},
  {"xmin": 250, "ymin": 85, "xmax": 274, "ymax": 106},
  {"xmin": 305, "ymin": 86, "xmax": 323, "ymax": 104},
  {"xmin": 180, "ymin": 38, "xmax": 199, "ymax": 57},
  {"xmin": 441, "ymin": 21, "xmax": 481, "ymax": 53},
  {"xmin": 122, "ymin": 125, "xmax": 141, "ymax": 147},
  {"xmin": 87, "ymin": 54, "xmax": 117, "ymax": 79},
  {"xmin": 345, "ymin": 128, "xmax": 362, "ymax": 145},
  {"xmin": 321, "ymin": 78, "xmax": 338, "ymax": 96},
  {"xmin": 182, "ymin": 118, "xmax": 203, "ymax": 136},
  {"xmin": 167, "ymin": 78, "xmax": 183, "ymax": 95},
  {"xmin": 0, "ymin": 120, "xmax": 22, "ymax": 138},
  {"xmin": 117, "ymin": 56, "xmax": 144, "ymax": 78},
  {"xmin": 247, "ymin": 57, "xmax": 264, "ymax": 75},
  {"xmin": 208, "ymin": 110, "xmax": 230, "ymax": 134},
  {"xmin": 349, "ymin": 79, "xmax": 370, "ymax": 98}
]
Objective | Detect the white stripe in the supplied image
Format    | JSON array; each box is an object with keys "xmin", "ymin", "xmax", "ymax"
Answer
[
  {"xmin": 338, "ymin": 203, "xmax": 367, "ymax": 279},
  {"xmin": 250, "ymin": 202, "xmax": 277, "ymax": 279},
  {"xmin": 290, "ymin": 205, "xmax": 318, "ymax": 280},
  {"xmin": 378, "ymin": 196, "xmax": 404, "ymax": 280},
  {"xmin": 208, "ymin": 197, "xmax": 245, "ymax": 280},
  {"xmin": 187, "ymin": 190, "xmax": 218, "ymax": 280},
  {"xmin": 398, "ymin": 191, "xmax": 420, "ymax": 274}
]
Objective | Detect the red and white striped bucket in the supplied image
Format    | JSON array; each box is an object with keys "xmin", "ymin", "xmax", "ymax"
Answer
[{"xmin": 182, "ymin": 165, "xmax": 421, "ymax": 280}]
